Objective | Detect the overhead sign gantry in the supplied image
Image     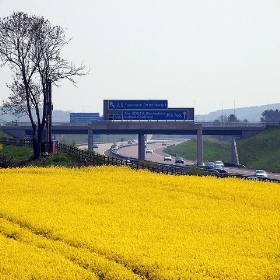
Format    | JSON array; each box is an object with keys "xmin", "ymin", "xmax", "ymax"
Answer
[
  {"xmin": 103, "ymin": 99, "xmax": 194, "ymax": 121},
  {"xmin": 100, "ymin": 99, "xmax": 198, "ymax": 162}
]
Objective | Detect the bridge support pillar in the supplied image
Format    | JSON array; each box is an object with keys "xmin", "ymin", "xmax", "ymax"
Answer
[
  {"xmin": 197, "ymin": 128, "xmax": 203, "ymax": 166},
  {"xmin": 231, "ymin": 137, "xmax": 239, "ymax": 165},
  {"xmin": 88, "ymin": 127, "xmax": 93, "ymax": 151},
  {"xmin": 138, "ymin": 134, "xmax": 145, "ymax": 160}
]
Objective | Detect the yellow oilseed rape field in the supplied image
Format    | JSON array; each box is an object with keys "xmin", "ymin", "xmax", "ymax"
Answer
[{"xmin": 0, "ymin": 166, "xmax": 279, "ymax": 280}]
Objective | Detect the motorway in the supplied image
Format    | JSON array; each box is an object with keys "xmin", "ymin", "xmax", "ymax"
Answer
[{"xmin": 80, "ymin": 140, "xmax": 280, "ymax": 181}]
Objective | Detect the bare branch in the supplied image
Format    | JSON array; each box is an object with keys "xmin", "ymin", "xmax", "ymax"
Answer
[{"xmin": 0, "ymin": 11, "xmax": 88, "ymax": 159}]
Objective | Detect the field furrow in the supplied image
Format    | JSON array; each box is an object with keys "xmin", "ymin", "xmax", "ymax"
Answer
[
  {"xmin": 0, "ymin": 216, "xmax": 142, "ymax": 280},
  {"xmin": 0, "ymin": 166, "xmax": 279, "ymax": 279}
]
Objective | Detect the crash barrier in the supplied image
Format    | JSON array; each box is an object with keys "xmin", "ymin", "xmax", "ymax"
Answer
[{"xmin": 0, "ymin": 138, "xmax": 33, "ymax": 147}]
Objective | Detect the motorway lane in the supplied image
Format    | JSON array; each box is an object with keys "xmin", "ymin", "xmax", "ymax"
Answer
[
  {"xmin": 113, "ymin": 142, "xmax": 280, "ymax": 180},
  {"xmin": 79, "ymin": 142, "xmax": 121, "ymax": 155},
  {"xmin": 79, "ymin": 141, "xmax": 280, "ymax": 181},
  {"xmin": 223, "ymin": 166, "xmax": 280, "ymax": 180},
  {"xmin": 116, "ymin": 140, "xmax": 194, "ymax": 165},
  {"xmin": 81, "ymin": 139, "xmax": 187, "ymax": 164}
]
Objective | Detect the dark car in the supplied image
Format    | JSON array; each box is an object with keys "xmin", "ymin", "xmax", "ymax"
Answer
[
  {"xmin": 205, "ymin": 161, "xmax": 215, "ymax": 169},
  {"xmin": 216, "ymin": 169, "xmax": 228, "ymax": 175},
  {"xmin": 111, "ymin": 144, "xmax": 118, "ymax": 150},
  {"xmin": 175, "ymin": 157, "xmax": 184, "ymax": 164}
]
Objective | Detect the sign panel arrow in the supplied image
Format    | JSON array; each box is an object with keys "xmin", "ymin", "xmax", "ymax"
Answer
[{"xmin": 122, "ymin": 109, "xmax": 194, "ymax": 121}]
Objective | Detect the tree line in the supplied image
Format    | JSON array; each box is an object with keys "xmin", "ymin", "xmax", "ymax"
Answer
[{"xmin": 214, "ymin": 109, "xmax": 280, "ymax": 124}]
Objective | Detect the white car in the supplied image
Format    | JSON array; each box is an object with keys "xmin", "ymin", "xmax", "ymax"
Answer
[
  {"xmin": 163, "ymin": 154, "xmax": 172, "ymax": 161},
  {"xmin": 253, "ymin": 170, "xmax": 268, "ymax": 178},
  {"xmin": 214, "ymin": 160, "xmax": 224, "ymax": 167},
  {"xmin": 146, "ymin": 148, "xmax": 153, "ymax": 154}
]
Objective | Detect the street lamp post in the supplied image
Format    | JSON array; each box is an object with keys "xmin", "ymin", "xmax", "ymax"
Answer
[{"xmin": 221, "ymin": 102, "xmax": 224, "ymax": 123}]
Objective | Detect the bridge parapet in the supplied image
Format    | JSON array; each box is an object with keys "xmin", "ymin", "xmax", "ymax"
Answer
[
  {"xmin": 202, "ymin": 122, "xmax": 264, "ymax": 127},
  {"xmin": 89, "ymin": 120, "xmax": 201, "ymax": 134}
]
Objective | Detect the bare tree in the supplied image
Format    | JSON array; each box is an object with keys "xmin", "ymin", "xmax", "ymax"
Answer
[{"xmin": 0, "ymin": 12, "xmax": 88, "ymax": 159}]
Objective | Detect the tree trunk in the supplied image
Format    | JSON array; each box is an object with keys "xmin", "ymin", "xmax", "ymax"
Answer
[
  {"xmin": 32, "ymin": 123, "xmax": 44, "ymax": 160},
  {"xmin": 33, "ymin": 137, "xmax": 41, "ymax": 160}
]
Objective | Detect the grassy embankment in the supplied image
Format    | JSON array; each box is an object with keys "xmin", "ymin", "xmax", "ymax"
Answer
[{"xmin": 164, "ymin": 128, "xmax": 280, "ymax": 173}]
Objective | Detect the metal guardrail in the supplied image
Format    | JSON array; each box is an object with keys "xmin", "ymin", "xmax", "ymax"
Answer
[{"xmin": 0, "ymin": 138, "xmax": 33, "ymax": 147}]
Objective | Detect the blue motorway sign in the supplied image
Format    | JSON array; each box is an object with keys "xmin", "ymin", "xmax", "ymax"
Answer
[
  {"xmin": 122, "ymin": 109, "xmax": 194, "ymax": 121},
  {"xmin": 108, "ymin": 100, "xmax": 168, "ymax": 110}
]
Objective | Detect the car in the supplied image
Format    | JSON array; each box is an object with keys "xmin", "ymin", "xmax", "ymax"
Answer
[
  {"xmin": 146, "ymin": 148, "xmax": 153, "ymax": 154},
  {"xmin": 205, "ymin": 161, "xmax": 215, "ymax": 169},
  {"xmin": 163, "ymin": 154, "xmax": 172, "ymax": 161},
  {"xmin": 216, "ymin": 168, "xmax": 228, "ymax": 174},
  {"xmin": 214, "ymin": 163, "xmax": 224, "ymax": 170},
  {"xmin": 125, "ymin": 158, "xmax": 133, "ymax": 165},
  {"xmin": 111, "ymin": 144, "xmax": 118, "ymax": 150},
  {"xmin": 127, "ymin": 140, "xmax": 133, "ymax": 144},
  {"xmin": 253, "ymin": 170, "xmax": 268, "ymax": 178},
  {"xmin": 162, "ymin": 142, "xmax": 167, "ymax": 146},
  {"xmin": 175, "ymin": 157, "xmax": 184, "ymax": 164},
  {"xmin": 93, "ymin": 144, "xmax": 98, "ymax": 149},
  {"xmin": 214, "ymin": 160, "xmax": 224, "ymax": 167},
  {"xmin": 206, "ymin": 169, "xmax": 220, "ymax": 175}
]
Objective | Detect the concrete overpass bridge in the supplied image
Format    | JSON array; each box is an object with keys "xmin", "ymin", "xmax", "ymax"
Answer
[{"xmin": 1, "ymin": 121, "xmax": 266, "ymax": 166}]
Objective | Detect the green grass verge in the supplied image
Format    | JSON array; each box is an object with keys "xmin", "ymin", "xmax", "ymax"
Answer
[
  {"xmin": 164, "ymin": 129, "xmax": 280, "ymax": 173},
  {"xmin": 237, "ymin": 128, "xmax": 280, "ymax": 172},
  {"xmin": 164, "ymin": 136, "xmax": 231, "ymax": 163},
  {"xmin": 0, "ymin": 145, "xmax": 84, "ymax": 167}
]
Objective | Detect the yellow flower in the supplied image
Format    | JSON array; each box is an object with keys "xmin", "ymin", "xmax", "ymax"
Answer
[{"xmin": 0, "ymin": 166, "xmax": 279, "ymax": 279}]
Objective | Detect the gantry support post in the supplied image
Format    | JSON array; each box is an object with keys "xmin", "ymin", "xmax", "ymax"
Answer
[
  {"xmin": 138, "ymin": 133, "xmax": 145, "ymax": 161},
  {"xmin": 197, "ymin": 127, "xmax": 203, "ymax": 166},
  {"xmin": 88, "ymin": 126, "xmax": 93, "ymax": 151}
]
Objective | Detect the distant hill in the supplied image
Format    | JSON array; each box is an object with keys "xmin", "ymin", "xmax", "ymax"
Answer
[
  {"xmin": 196, "ymin": 103, "xmax": 280, "ymax": 122},
  {"xmin": 0, "ymin": 109, "xmax": 72, "ymax": 123},
  {"xmin": 1, "ymin": 103, "xmax": 279, "ymax": 123}
]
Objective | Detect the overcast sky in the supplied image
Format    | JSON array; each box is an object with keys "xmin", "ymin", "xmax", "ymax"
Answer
[{"xmin": 0, "ymin": 0, "xmax": 280, "ymax": 115}]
